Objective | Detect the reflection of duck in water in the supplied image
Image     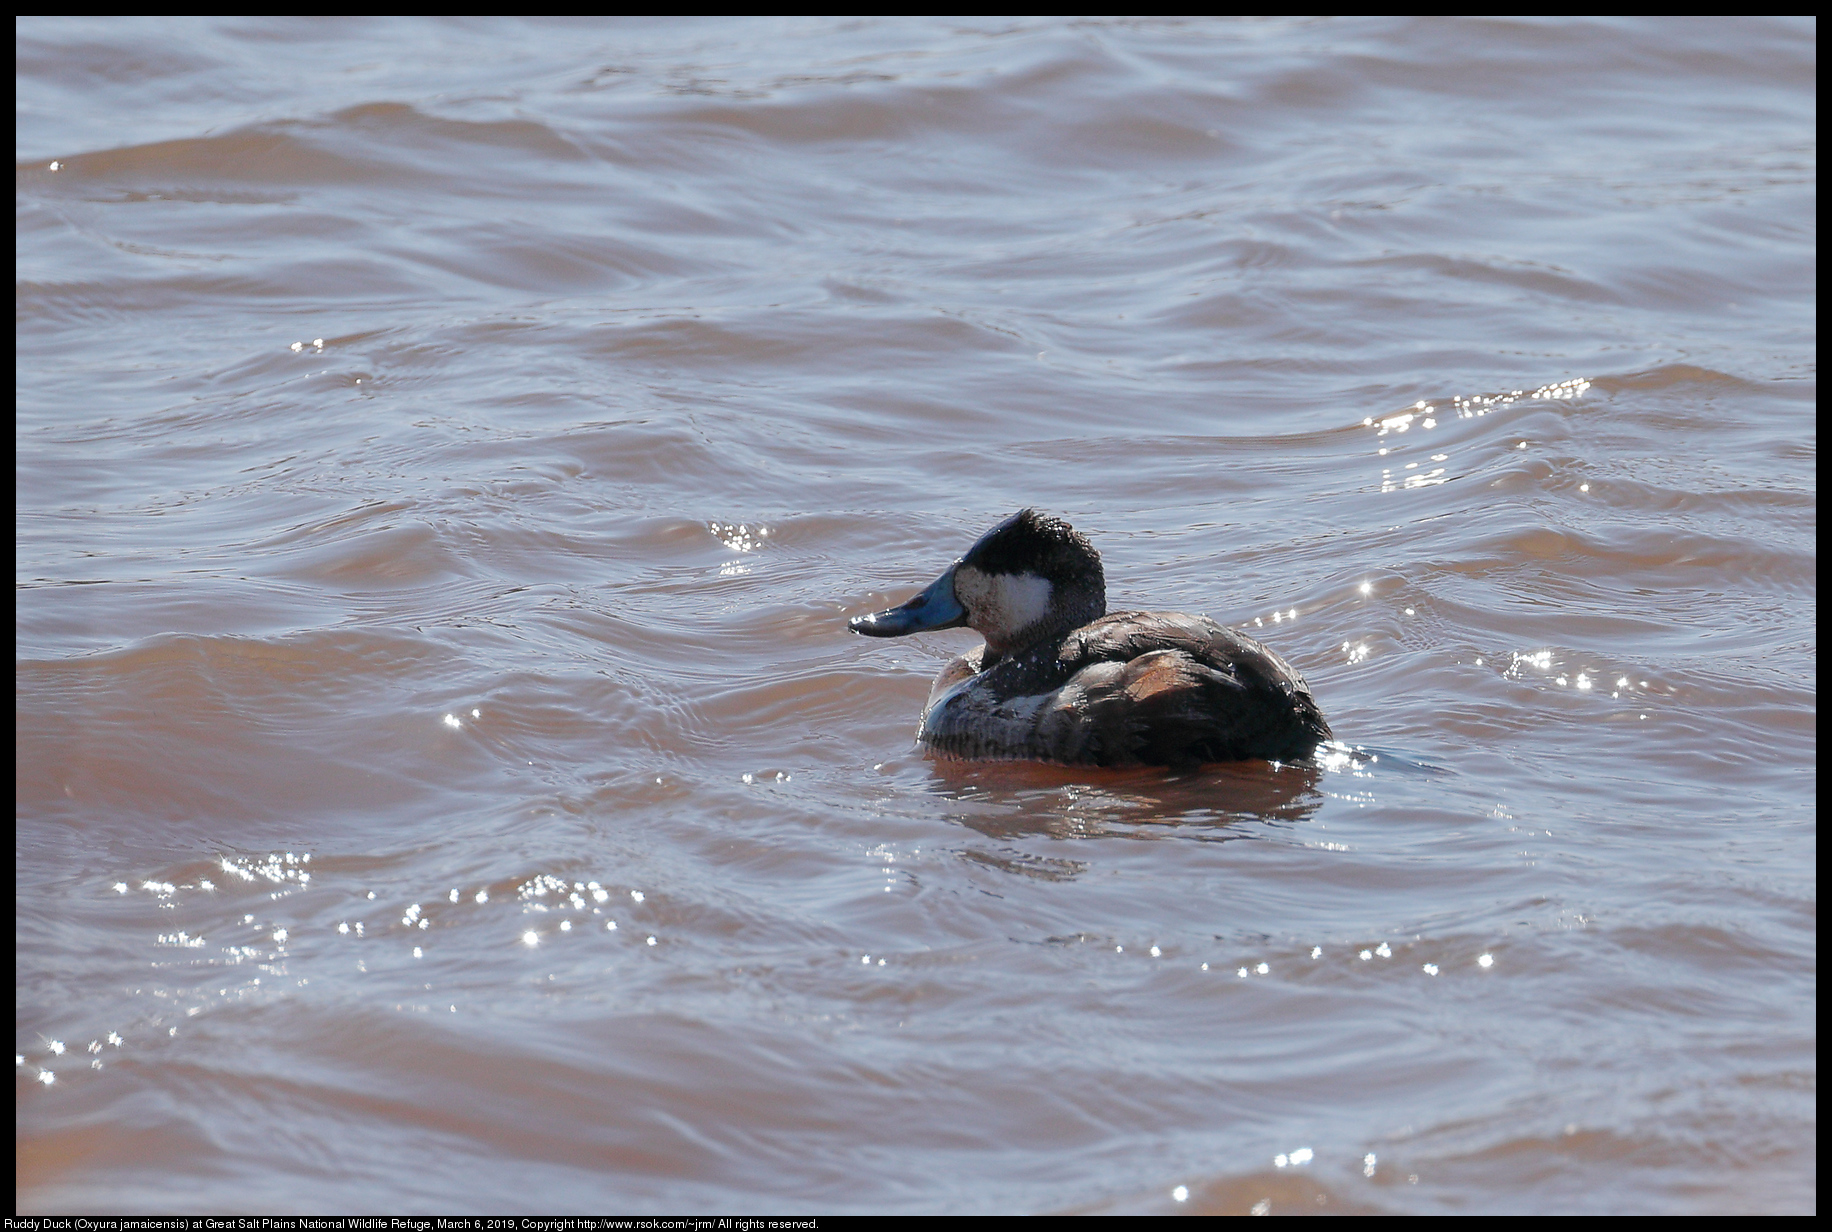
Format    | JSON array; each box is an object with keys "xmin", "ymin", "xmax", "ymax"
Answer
[{"xmin": 850, "ymin": 510, "xmax": 1331, "ymax": 767}]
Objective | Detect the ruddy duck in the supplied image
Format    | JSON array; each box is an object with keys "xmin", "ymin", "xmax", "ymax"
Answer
[{"xmin": 850, "ymin": 510, "xmax": 1331, "ymax": 767}]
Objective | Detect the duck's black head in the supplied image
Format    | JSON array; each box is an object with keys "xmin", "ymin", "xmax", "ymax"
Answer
[{"xmin": 849, "ymin": 509, "xmax": 1107, "ymax": 655}]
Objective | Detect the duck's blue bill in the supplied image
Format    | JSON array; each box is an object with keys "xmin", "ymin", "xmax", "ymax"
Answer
[{"xmin": 849, "ymin": 565, "xmax": 967, "ymax": 637}]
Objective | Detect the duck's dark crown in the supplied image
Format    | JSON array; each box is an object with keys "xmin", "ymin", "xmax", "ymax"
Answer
[{"xmin": 960, "ymin": 508, "xmax": 1105, "ymax": 592}]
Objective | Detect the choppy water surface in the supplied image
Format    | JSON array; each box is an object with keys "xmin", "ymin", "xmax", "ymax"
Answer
[{"xmin": 16, "ymin": 17, "xmax": 1814, "ymax": 1214}]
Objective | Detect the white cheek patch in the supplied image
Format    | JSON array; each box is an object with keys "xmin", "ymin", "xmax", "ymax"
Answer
[
  {"xmin": 997, "ymin": 572, "xmax": 1055, "ymax": 631},
  {"xmin": 955, "ymin": 566, "xmax": 1053, "ymax": 644}
]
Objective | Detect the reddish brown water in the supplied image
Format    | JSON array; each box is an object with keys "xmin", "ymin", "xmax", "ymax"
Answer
[{"xmin": 17, "ymin": 16, "xmax": 1815, "ymax": 1214}]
